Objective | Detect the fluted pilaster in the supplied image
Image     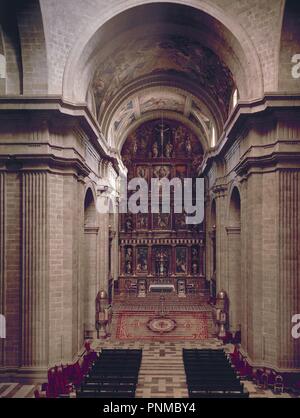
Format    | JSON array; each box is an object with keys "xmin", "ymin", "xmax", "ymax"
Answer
[
  {"xmin": 21, "ymin": 172, "xmax": 48, "ymax": 367},
  {"xmin": 279, "ymin": 170, "xmax": 300, "ymax": 369},
  {"xmin": 0, "ymin": 173, "xmax": 5, "ymax": 366}
]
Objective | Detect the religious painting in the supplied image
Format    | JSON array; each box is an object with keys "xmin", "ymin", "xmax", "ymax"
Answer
[
  {"xmin": 140, "ymin": 91, "xmax": 185, "ymax": 115},
  {"xmin": 136, "ymin": 213, "xmax": 148, "ymax": 230},
  {"xmin": 173, "ymin": 125, "xmax": 188, "ymax": 157},
  {"xmin": 153, "ymin": 213, "xmax": 171, "ymax": 230},
  {"xmin": 124, "ymin": 246, "xmax": 133, "ymax": 275},
  {"xmin": 124, "ymin": 217, "xmax": 133, "ymax": 232},
  {"xmin": 153, "ymin": 246, "xmax": 170, "ymax": 276},
  {"xmin": 92, "ymin": 35, "xmax": 234, "ymax": 118},
  {"xmin": 176, "ymin": 247, "xmax": 187, "ymax": 274},
  {"xmin": 136, "ymin": 247, "xmax": 148, "ymax": 274}
]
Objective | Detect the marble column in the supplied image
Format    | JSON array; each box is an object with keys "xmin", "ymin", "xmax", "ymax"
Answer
[{"xmin": 21, "ymin": 172, "xmax": 48, "ymax": 369}]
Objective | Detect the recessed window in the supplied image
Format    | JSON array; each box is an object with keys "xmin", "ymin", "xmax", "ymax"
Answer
[
  {"xmin": 232, "ymin": 89, "xmax": 238, "ymax": 108},
  {"xmin": 0, "ymin": 54, "xmax": 6, "ymax": 79},
  {"xmin": 211, "ymin": 125, "xmax": 216, "ymax": 148}
]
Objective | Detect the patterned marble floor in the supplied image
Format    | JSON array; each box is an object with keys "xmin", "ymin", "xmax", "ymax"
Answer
[
  {"xmin": 1, "ymin": 299, "xmax": 298, "ymax": 398},
  {"xmin": 1, "ymin": 340, "xmax": 298, "ymax": 398},
  {"xmin": 0, "ymin": 383, "xmax": 38, "ymax": 398},
  {"xmin": 93, "ymin": 339, "xmax": 298, "ymax": 399},
  {"xmin": 93, "ymin": 339, "xmax": 224, "ymax": 398}
]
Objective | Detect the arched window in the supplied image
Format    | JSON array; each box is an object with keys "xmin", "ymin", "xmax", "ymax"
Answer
[
  {"xmin": 211, "ymin": 125, "xmax": 216, "ymax": 148},
  {"xmin": 232, "ymin": 89, "xmax": 238, "ymax": 109},
  {"xmin": 0, "ymin": 54, "xmax": 6, "ymax": 79},
  {"xmin": 0, "ymin": 314, "xmax": 6, "ymax": 339}
]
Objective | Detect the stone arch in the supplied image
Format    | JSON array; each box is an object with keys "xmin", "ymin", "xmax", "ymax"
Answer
[
  {"xmin": 277, "ymin": 0, "xmax": 300, "ymax": 91},
  {"xmin": 228, "ymin": 185, "xmax": 241, "ymax": 227},
  {"xmin": 227, "ymin": 185, "xmax": 242, "ymax": 334},
  {"xmin": 84, "ymin": 185, "xmax": 97, "ymax": 226},
  {"xmin": 83, "ymin": 186, "xmax": 98, "ymax": 338},
  {"xmin": 118, "ymin": 110, "xmax": 209, "ymax": 155},
  {"xmin": 62, "ymin": 1, "xmax": 264, "ymax": 104}
]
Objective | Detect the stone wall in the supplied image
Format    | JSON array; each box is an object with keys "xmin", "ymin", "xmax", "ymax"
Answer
[
  {"xmin": 205, "ymin": 104, "xmax": 300, "ymax": 372},
  {"xmin": 0, "ymin": 108, "xmax": 115, "ymax": 380}
]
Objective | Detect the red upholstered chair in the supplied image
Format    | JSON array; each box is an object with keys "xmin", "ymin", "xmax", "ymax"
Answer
[
  {"xmin": 230, "ymin": 344, "xmax": 239, "ymax": 361},
  {"xmin": 84, "ymin": 340, "xmax": 91, "ymax": 352},
  {"xmin": 72, "ymin": 361, "xmax": 83, "ymax": 387},
  {"xmin": 47, "ymin": 368, "xmax": 59, "ymax": 398}
]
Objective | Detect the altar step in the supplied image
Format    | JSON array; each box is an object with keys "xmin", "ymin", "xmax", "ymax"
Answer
[{"xmin": 114, "ymin": 291, "xmax": 210, "ymax": 307}]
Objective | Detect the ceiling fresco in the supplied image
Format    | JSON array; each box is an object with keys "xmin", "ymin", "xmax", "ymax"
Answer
[
  {"xmin": 92, "ymin": 35, "xmax": 235, "ymax": 121},
  {"xmin": 106, "ymin": 86, "xmax": 214, "ymax": 149},
  {"xmin": 140, "ymin": 91, "xmax": 185, "ymax": 114}
]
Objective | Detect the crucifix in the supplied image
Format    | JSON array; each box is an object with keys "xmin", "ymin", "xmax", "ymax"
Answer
[{"xmin": 155, "ymin": 121, "xmax": 170, "ymax": 154}]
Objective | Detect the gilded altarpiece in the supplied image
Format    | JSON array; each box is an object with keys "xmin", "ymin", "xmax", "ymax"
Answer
[{"xmin": 119, "ymin": 119, "xmax": 205, "ymax": 296}]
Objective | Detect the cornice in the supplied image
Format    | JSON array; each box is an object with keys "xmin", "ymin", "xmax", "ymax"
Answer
[
  {"xmin": 201, "ymin": 93, "xmax": 300, "ymax": 174},
  {"xmin": 0, "ymin": 95, "xmax": 121, "ymax": 175}
]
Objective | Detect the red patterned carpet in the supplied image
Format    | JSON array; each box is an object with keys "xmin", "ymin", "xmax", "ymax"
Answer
[{"xmin": 115, "ymin": 311, "xmax": 212, "ymax": 341}]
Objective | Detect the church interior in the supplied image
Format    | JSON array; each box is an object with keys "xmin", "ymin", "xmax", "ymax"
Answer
[{"xmin": 0, "ymin": 0, "xmax": 299, "ymax": 399}]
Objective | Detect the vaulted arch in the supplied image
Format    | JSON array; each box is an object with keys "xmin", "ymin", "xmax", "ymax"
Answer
[{"xmin": 62, "ymin": 1, "xmax": 264, "ymax": 150}]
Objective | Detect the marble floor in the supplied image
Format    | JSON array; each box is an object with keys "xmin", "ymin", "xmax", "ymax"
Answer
[
  {"xmin": 1, "ymin": 339, "xmax": 298, "ymax": 398},
  {"xmin": 1, "ymin": 298, "xmax": 299, "ymax": 398}
]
